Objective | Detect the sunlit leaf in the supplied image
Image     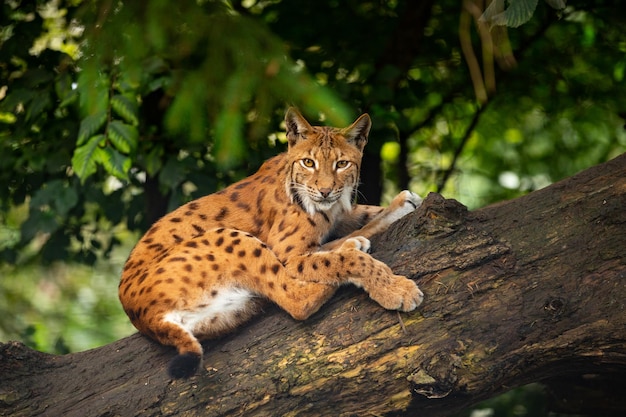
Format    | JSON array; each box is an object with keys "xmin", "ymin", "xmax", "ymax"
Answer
[
  {"xmin": 107, "ymin": 120, "xmax": 138, "ymax": 154},
  {"xmin": 77, "ymin": 112, "xmax": 107, "ymax": 146},
  {"xmin": 98, "ymin": 147, "xmax": 131, "ymax": 181},
  {"xmin": 111, "ymin": 95, "xmax": 139, "ymax": 126},
  {"xmin": 72, "ymin": 134, "xmax": 105, "ymax": 181}
]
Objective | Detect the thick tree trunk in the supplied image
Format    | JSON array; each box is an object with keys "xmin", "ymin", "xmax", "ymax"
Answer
[{"xmin": 2, "ymin": 154, "xmax": 625, "ymax": 417}]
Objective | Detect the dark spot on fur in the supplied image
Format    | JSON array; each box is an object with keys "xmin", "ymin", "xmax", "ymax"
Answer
[
  {"xmin": 215, "ymin": 209, "xmax": 229, "ymax": 222},
  {"xmin": 168, "ymin": 257, "xmax": 187, "ymax": 262}
]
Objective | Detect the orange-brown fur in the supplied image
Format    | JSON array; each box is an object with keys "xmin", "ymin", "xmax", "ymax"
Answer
[{"xmin": 119, "ymin": 108, "xmax": 423, "ymax": 378}]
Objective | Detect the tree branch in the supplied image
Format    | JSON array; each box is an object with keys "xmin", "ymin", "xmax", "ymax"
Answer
[{"xmin": 2, "ymin": 154, "xmax": 625, "ymax": 417}]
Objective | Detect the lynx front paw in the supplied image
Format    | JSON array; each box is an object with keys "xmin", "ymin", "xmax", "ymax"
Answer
[
  {"xmin": 341, "ymin": 236, "xmax": 371, "ymax": 253},
  {"xmin": 369, "ymin": 275, "xmax": 424, "ymax": 312},
  {"xmin": 392, "ymin": 190, "xmax": 423, "ymax": 213}
]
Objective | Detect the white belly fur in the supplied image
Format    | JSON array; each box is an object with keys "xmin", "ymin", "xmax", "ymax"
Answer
[{"xmin": 163, "ymin": 287, "xmax": 254, "ymax": 335}]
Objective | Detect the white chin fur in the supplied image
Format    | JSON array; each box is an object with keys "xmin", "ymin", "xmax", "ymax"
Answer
[{"xmin": 299, "ymin": 187, "xmax": 353, "ymax": 216}]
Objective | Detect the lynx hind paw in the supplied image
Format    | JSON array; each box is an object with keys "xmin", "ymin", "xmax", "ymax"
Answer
[
  {"xmin": 342, "ymin": 236, "xmax": 371, "ymax": 253},
  {"xmin": 371, "ymin": 275, "xmax": 424, "ymax": 312}
]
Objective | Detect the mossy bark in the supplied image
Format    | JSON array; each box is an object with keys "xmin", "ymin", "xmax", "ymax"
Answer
[{"xmin": 1, "ymin": 154, "xmax": 625, "ymax": 417}]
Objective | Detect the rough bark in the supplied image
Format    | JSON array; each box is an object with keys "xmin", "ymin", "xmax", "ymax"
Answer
[{"xmin": 1, "ymin": 154, "xmax": 625, "ymax": 417}]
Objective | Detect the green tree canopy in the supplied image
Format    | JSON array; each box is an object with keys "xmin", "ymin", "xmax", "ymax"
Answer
[{"xmin": 1, "ymin": 0, "xmax": 624, "ymax": 266}]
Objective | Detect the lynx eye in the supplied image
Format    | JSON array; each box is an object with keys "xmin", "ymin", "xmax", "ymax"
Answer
[
  {"xmin": 301, "ymin": 158, "xmax": 315, "ymax": 168},
  {"xmin": 336, "ymin": 160, "xmax": 350, "ymax": 169}
]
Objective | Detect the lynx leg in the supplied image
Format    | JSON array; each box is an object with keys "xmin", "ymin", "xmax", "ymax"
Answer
[{"xmin": 322, "ymin": 190, "xmax": 423, "ymax": 250}]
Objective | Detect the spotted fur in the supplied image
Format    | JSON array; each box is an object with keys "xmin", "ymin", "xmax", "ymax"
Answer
[{"xmin": 119, "ymin": 108, "xmax": 424, "ymax": 378}]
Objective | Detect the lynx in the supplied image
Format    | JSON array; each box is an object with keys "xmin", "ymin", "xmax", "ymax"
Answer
[{"xmin": 119, "ymin": 108, "xmax": 424, "ymax": 378}]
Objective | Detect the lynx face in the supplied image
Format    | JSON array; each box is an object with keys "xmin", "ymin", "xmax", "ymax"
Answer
[{"xmin": 284, "ymin": 110, "xmax": 369, "ymax": 216}]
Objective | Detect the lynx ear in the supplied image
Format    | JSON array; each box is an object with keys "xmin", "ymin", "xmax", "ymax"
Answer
[
  {"xmin": 342, "ymin": 113, "xmax": 371, "ymax": 152},
  {"xmin": 285, "ymin": 107, "xmax": 313, "ymax": 148}
]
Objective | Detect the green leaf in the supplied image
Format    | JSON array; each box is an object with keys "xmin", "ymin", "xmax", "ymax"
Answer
[
  {"xmin": 159, "ymin": 157, "xmax": 187, "ymax": 190},
  {"xmin": 77, "ymin": 68, "xmax": 110, "ymax": 117},
  {"xmin": 98, "ymin": 147, "xmax": 131, "ymax": 180},
  {"xmin": 55, "ymin": 72, "xmax": 75, "ymax": 104},
  {"xmin": 504, "ymin": 0, "xmax": 539, "ymax": 27},
  {"xmin": 107, "ymin": 120, "xmax": 138, "ymax": 154},
  {"xmin": 142, "ymin": 146, "xmax": 164, "ymax": 177},
  {"xmin": 77, "ymin": 112, "xmax": 107, "ymax": 146},
  {"xmin": 480, "ymin": 0, "xmax": 539, "ymax": 28},
  {"xmin": 111, "ymin": 95, "xmax": 139, "ymax": 126},
  {"xmin": 26, "ymin": 93, "xmax": 52, "ymax": 122},
  {"xmin": 72, "ymin": 134, "xmax": 105, "ymax": 181},
  {"xmin": 213, "ymin": 108, "xmax": 245, "ymax": 168},
  {"xmin": 30, "ymin": 180, "xmax": 78, "ymax": 217}
]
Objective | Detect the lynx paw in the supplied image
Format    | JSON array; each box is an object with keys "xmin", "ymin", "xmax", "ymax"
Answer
[
  {"xmin": 392, "ymin": 190, "xmax": 423, "ymax": 213},
  {"xmin": 370, "ymin": 275, "xmax": 424, "ymax": 312},
  {"xmin": 341, "ymin": 236, "xmax": 371, "ymax": 253},
  {"xmin": 383, "ymin": 190, "xmax": 423, "ymax": 225}
]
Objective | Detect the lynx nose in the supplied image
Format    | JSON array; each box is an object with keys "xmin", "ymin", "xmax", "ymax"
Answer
[{"xmin": 319, "ymin": 188, "xmax": 332, "ymax": 198}]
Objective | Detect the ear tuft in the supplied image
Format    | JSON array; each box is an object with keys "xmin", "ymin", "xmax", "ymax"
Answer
[
  {"xmin": 342, "ymin": 113, "xmax": 371, "ymax": 152},
  {"xmin": 285, "ymin": 108, "xmax": 313, "ymax": 147}
]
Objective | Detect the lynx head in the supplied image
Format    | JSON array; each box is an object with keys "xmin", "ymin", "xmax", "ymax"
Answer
[{"xmin": 284, "ymin": 107, "xmax": 371, "ymax": 216}]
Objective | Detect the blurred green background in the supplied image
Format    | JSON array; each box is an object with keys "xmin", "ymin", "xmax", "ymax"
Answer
[{"xmin": 1, "ymin": 0, "xmax": 624, "ymax": 415}]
